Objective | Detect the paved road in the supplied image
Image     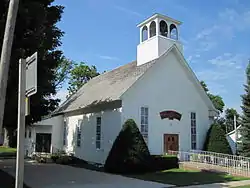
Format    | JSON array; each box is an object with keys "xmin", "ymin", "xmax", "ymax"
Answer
[{"xmin": 0, "ymin": 159, "xmax": 174, "ymax": 188}]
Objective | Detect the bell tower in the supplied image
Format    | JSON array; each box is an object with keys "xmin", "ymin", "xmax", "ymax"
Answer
[{"xmin": 137, "ymin": 13, "xmax": 183, "ymax": 66}]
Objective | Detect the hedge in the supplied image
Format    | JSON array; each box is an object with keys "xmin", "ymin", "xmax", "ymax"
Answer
[{"xmin": 151, "ymin": 155, "xmax": 179, "ymax": 171}]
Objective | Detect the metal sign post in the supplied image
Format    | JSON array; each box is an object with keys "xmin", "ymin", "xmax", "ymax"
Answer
[
  {"xmin": 15, "ymin": 52, "xmax": 37, "ymax": 188},
  {"xmin": 15, "ymin": 59, "xmax": 26, "ymax": 188}
]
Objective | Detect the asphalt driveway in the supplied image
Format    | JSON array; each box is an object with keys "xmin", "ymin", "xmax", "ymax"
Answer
[{"xmin": 0, "ymin": 159, "xmax": 174, "ymax": 188}]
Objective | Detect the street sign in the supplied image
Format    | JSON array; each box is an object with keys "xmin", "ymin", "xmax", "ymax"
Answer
[{"xmin": 25, "ymin": 52, "xmax": 37, "ymax": 97}]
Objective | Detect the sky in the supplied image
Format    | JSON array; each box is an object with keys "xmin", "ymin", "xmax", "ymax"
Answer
[{"xmin": 53, "ymin": 0, "xmax": 250, "ymax": 114}]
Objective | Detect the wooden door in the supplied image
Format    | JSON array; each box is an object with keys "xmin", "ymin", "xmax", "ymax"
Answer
[{"xmin": 164, "ymin": 134, "xmax": 179, "ymax": 153}]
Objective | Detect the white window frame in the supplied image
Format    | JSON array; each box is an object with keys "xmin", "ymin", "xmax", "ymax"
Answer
[
  {"xmin": 191, "ymin": 112, "xmax": 197, "ymax": 150},
  {"xmin": 96, "ymin": 117, "xmax": 101, "ymax": 149},
  {"xmin": 63, "ymin": 120, "xmax": 67, "ymax": 146},
  {"xmin": 141, "ymin": 107, "xmax": 149, "ymax": 144},
  {"xmin": 76, "ymin": 120, "xmax": 82, "ymax": 147}
]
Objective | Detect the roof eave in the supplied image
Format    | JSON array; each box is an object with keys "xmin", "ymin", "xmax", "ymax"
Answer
[{"xmin": 137, "ymin": 13, "xmax": 182, "ymax": 28}]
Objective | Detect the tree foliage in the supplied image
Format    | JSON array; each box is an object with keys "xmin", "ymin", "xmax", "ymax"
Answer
[
  {"xmin": 200, "ymin": 81, "xmax": 225, "ymax": 113},
  {"xmin": 200, "ymin": 81, "xmax": 209, "ymax": 93},
  {"xmin": 67, "ymin": 62, "xmax": 99, "ymax": 96},
  {"xmin": 104, "ymin": 119, "xmax": 151, "ymax": 174},
  {"xmin": 55, "ymin": 57, "xmax": 74, "ymax": 90},
  {"xmin": 0, "ymin": 0, "xmax": 65, "ymax": 145},
  {"xmin": 203, "ymin": 123, "xmax": 232, "ymax": 154},
  {"xmin": 207, "ymin": 94, "xmax": 225, "ymax": 113},
  {"xmin": 200, "ymin": 81, "xmax": 224, "ymax": 113},
  {"xmin": 238, "ymin": 61, "xmax": 250, "ymax": 157}
]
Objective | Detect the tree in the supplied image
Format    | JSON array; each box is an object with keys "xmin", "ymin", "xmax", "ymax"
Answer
[
  {"xmin": 200, "ymin": 81, "xmax": 225, "ymax": 113},
  {"xmin": 224, "ymin": 108, "xmax": 240, "ymax": 133},
  {"xmin": 67, "ymin": 62, "xmax": 99, "ymax": 96},
  {"xmin": 238, "ymin": 61, "xmax": 250, "ymax": 157},
  {"xmin": 203, "ymin": 123, "xmax": 232, "ymax": 154},
  {"xmin": 200, "ymin": 81, "xmax": 209, "ymax": 93},
  {"xmin": 55, "ymin": 57, "xmax": 74, "ymax": 90},
  {"xmin": 104, "ymin": 119, "xmax": 151, "ymax": 174},
  {"xmin": 0, "ymin": 0, "xmax": 65, "ymax": 146}
]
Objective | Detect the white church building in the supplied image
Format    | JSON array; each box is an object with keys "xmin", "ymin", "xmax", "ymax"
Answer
[{"xmin": 24, "ymin": 13, "xmax": 218, "ymax": 164}]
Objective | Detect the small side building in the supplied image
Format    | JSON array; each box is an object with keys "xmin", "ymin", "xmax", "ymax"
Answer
[{"xmin": 226, "ymin": 125, "xmax": 242, "ymax": 155}]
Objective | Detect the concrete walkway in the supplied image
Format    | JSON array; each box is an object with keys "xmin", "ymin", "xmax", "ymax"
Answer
[
  {"xmin": 184, "ymin": 180, "xmax": 250, "ymax": 187},
  {"xmin": 0, "ymin": 159, "xmax": 174, "ymax": 188}
]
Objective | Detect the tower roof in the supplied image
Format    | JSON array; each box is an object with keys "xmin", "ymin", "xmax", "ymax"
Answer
[{"xmin": 137, "ymin": 13, "xmax": 182, "ymax": 28}]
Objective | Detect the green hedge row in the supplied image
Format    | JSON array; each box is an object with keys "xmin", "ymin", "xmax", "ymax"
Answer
[{"xmin": 151, "ymin": 155, "xmax": 179, "ymax": 171}]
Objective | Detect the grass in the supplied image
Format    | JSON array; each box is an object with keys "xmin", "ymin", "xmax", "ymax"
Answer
[
  {"xmin": 0, "ymin": 169, "xmax": 31, "ymax": 188},
  {"xmin": 129, "ymin": 168, "xmax": 250, "ymax": 186},
  {"xmin": 0, "ymin": 146, "xmax": 16, "ymax": 153},
  {"xmin": 234, "ymin": 186, "xmax": 250, "ymax": 188}
]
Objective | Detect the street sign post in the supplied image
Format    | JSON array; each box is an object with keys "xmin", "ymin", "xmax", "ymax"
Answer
[{"xmin": 15, "ymin": 52, "xmax": 37, "ymax": 188}]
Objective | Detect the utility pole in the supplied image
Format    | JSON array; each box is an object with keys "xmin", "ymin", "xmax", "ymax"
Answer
[{"xmin": 0, "ymin": 0, "xmax": 20, "ymax": 142}]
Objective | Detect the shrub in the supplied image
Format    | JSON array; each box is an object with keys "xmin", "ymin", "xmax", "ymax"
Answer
[
  {"xmin": 104, "ymin": 119, "xmax": 152, "ymax": 174},
  {"xmin": 55, "ymin": 155, "xmax": 73, "ymax": 164},
  {"xmin": 151, "ymin": 155, "xmax": 179, "ymax": 171},
  {"xmin": 203, "ymin": 123, "xmax": 232, "ymax": 154},
  {"xmin": 51, "ymin": 154, "xmax": 59, "ymax": 162}
]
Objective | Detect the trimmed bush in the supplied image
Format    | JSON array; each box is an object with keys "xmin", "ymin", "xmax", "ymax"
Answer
[
  {"xmin": 51, "ymin": 154, "xmax": 59, "ymax": 162},
  {"xmin": 151, "ymin": 155, "xmax": 179, "ymax": 171},
  {"xmin": 104, "ymin": 119, "xmax": 152, "ymax": 174},
  {"xmin": 55, "ymin": 155, "xmax": 72, "ymax": 164},
  {"xmin": 203, "ymin": 123, "xmax": 232, "ymax": 154}
]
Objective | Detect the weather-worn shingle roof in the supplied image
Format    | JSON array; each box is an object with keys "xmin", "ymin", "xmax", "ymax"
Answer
[{"xmin": 53, "ymin": 60, "xmax": 156, "ymax": 114}]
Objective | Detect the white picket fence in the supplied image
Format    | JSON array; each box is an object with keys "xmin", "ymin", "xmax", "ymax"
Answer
[{"xmin": 167, "ymin": 150, "xmax": 250, "ymax": 177}]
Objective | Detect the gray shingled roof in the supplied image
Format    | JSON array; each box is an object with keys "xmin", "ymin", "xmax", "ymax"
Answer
[{"xmin": 53, "ymin": 60, "xmax": 156, "ymax": 114}]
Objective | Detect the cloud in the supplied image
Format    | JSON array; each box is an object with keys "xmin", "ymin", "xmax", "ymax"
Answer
[
  {"xmin": 199, "ymin": 41, "xmax": 217, "ymax": 52},
  {"xmin": 99, "ymin": 55, "xmax": 120, "ymax": 61},
  {"xmin": 196, "ymin": 53, "xmax": 247, "ymax": 95},
  {"xmin": 208, "ymin": 53, "xmax": 246, "ymax": 68},
  {"xmin": 189, "ymin": 8, "xmax": 250, "ymax": 55},
  {"xmin": 197, "ymin": 70, "xmax": 229, "ymax": 81},
  {"xmin": 200, "ymin": 8, "xmax": 250, "ymax": 40},
  {"xmin": 113, "ymin": 5, "xmax": 143, "ymax": 17},
  {"xmin": 208, "ymin": 83, "xmax": 228, "ymax": 95},
  {"xmin": 195, "ymin": 25, "xmax": 219, "ymax": 40}
]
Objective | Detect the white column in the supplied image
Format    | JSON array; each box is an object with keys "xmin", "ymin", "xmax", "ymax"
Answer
[
  {"xmin": 147, "ymin": 23, "xmax": 150, "ymax": 39},
  {"xmin": 168, "ymin": 23, "xmax": 171, "ymax": 38},
  {"xmin": 139, "ymin": 27, "xmax": 142, "ymax": 43},
  {"xmin": 156, "ymin": 18, "xmax": 159, "ymax": 36}
]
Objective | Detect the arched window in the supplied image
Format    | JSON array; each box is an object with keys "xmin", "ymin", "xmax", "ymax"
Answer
[
  {"xmin": 170, "ymin": 24, "xmax": 178, "ymax": 40},
  {"xmin": 149, "ymin": 21, "xmax": 156, "ymax": 38},
  {"xmin": 142, "ymin": 26, "xmax": 148, "ymax": 42},
  {"xmin": 160, "ymin": 20, "xmax": 168, "ymax": 37}
]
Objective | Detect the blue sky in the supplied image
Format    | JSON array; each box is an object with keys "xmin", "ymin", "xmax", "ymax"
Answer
[{"xmin": 54, "ymin": 0, "xmax": 250, "ymax": 114}]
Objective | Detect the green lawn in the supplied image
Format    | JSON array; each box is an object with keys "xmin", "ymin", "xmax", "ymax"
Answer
[
  {"xmin": 0, "ymin": 146, "xmax": 16, "ymax": 153},
  {"xmin": 234, "ymin": 186, "xmax": 250, "ymax": 188},
  {"xmin": 129, "ymin": 168, "xmax": 250, "ymax": 186}
]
